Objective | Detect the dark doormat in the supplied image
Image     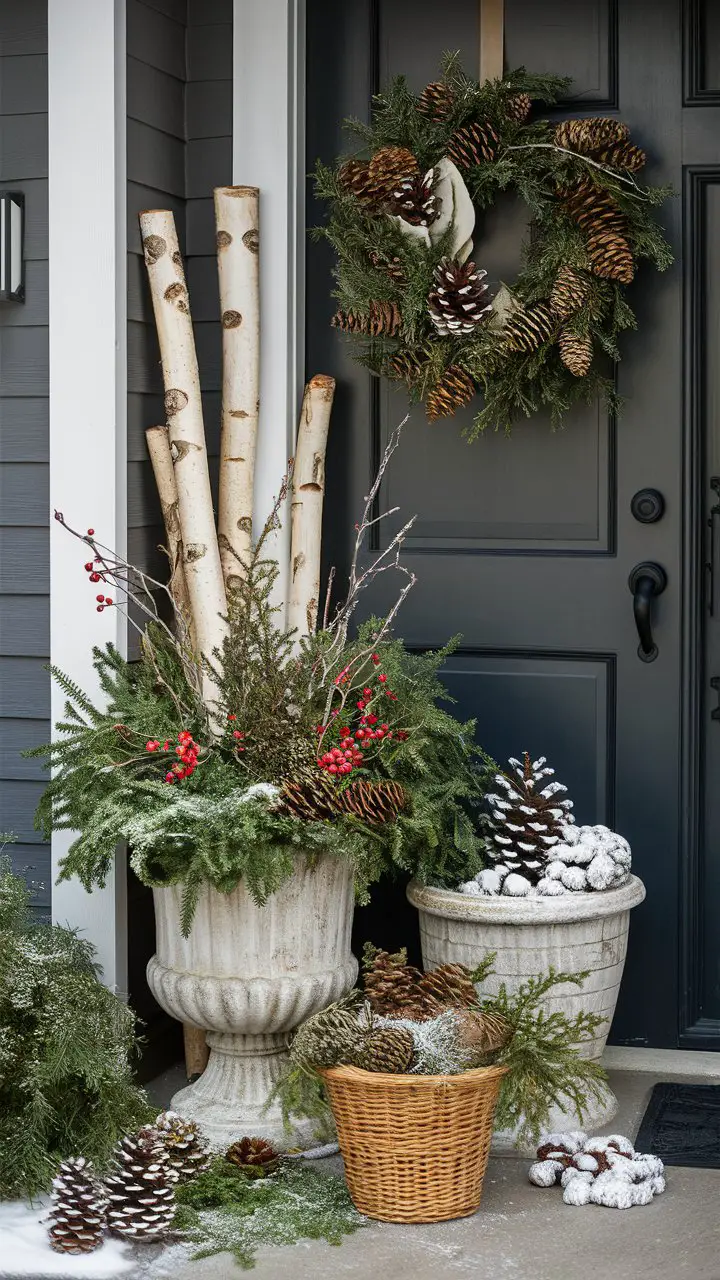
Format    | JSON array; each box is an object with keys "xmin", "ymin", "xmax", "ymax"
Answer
[{"xmin": 634, "ymin": 1083, "xmax": 720, "ymax": 1168}]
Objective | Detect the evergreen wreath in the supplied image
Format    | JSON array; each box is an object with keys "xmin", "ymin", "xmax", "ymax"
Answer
[{"xmin": 314, "ymin": 57, "xmax": 673, "ymax": 436}]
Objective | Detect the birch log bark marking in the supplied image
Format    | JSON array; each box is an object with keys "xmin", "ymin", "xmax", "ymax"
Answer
[
  {"xmin": 214, "ymin": 186, "xmax": 260, "ymax": 589},
  {"xmin": 287, "ymin": 375, "xmax": 336, "ymax": 642},
  {"xmin": 145, "ymin": 424, "xmax": 194, "ymax": 642},
  {"xmin": 139, "ymin": 211, "xmax": 228, "ymax": 705}
]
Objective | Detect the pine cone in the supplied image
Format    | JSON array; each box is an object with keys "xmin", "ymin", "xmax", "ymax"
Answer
[
  {"xmin": 426, "ymin": 365, "xmax": 475, "ymax": 422},
  {"xmin": 454, "ymin": 1009, "xmax": 512, "ymax": 1062},
  {"xmin": 389, "ymin": 349, "xmax": 427, "ymax": 386},
  {"xmin": 338, "ymin": 159, "xmax": 376, "ymax": 207},
  {"xmin": 486, "ymin": 752, "xmax": 574, "ymax": 881},
  {"xmin": 363, "ymin": 946, "xmax": 434, "ymax": 1021},
  {"xmin": 387, "ymin": 168, "xmax": 440, "ymax": 227},
  {"xmin": 428, "ymin": 257, "xmax": 492, "ymax": 336},
  {"xmin": 290, "ymin": 993, "xmax": 366, "ymax": 1070},
  {"xmin": 367, "ymin": 145, "xmax": 419, "ymax": 200},
  {"xmin": 447, "ymin": 120, "xmax": 499, "ymax": 168},
  {"xmin": 226, "ymin": 1137, "xmax": 279, "ymax": 1177},
  {"xmin": 331, "ymin": 301, "xmax": 401, "ymax": 336},
  {"xmin": 356, "ymin": 1026, "xmax": 415, "ymax": 1073},
  {"xmin": 559, "ymin": 329, "xmax": 593, "ymax": 376},
  {"xmin": 502, "ymin": 302, "xmax": 557, "ymax": 354},
  {"xmin": 594, "ymin": 140, "xmax": 646, "ymax": 172},
  {"xmin": 587, "ymin": 230, "xmax": 635, "ymax": 283},
  {"xmin": 555, "ymin": 116, "xmax": 630, "ymax": 154},
  {"xmin": 563, "ymin": 178, "xmax": 626, "ymax": 236},
  {"xmin": 417, "ymin": 80, "xmax": 455, "ymax": 120},
  {"xmin": 549, "ymin": 266, "xmax": 591, "ymax": 320},
  {"xmin": 48, "ymin": 1158, "xmax": 106, "ymax": 1255},
  {"xmin": 505, "ymin": 92, "xmax": 532, "ymax": 123},
  {"xmin": 417, "ymin": 963, "xmax": 480, "ymax": 1011},
  {"xmin": 370, "ymin": 250, "xmax": 405, "ymax": 282},
  {"xmin": 338, "ymin": 779, "xmax": 409, "ymax": 824},
  {"xmin": 275, "ymin": 772, "xmax": 342, "ymax": 821},
  {"xmin": 105, "ymin": 1126, "xmax": 177, "ymax": 1241},
  {"xmin": 154, "ymin": 1110, "xmax": 211, "ymax": 1182}
]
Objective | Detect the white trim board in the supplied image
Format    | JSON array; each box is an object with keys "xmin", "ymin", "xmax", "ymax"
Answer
[
  {"xmin": 233, "ymin": 0, "xmax": 306, "ymax": 619},
  {"xmin": 48, "ymin": 0, "xmax": 128, "ymax": 992}
]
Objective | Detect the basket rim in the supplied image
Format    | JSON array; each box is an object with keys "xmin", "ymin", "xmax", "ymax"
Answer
[{"xmin": 319, "ymin": 1063, "xmax": 509, "ymax": 1086}]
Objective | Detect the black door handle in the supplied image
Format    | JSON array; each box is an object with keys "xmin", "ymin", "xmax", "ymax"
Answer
[{"xmin": 628, "ymin": 562, "xmax": 667, "ymax": 662}]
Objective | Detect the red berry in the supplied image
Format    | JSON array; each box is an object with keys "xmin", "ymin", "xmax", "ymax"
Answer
[
  {"xmin": 96, "ymin": 594, "xmax": 104, "ymax": 602},
  {"xmin": 165, "ymin": 772, "xmax": 175, "ymax": 782},
  {"xmin": 146, "ymin": 741, "xmax": 157, "ymax": 752},
  {"xmin": 375, "ymin": 729, "xmax": 385, "ymax": 739},
  {"xmin": 87, "ymin": 528, "xmax": 95, "ymax": 536},
  {"xmin": 228, "ymin": 713, "xmax": 237, "ymax": 721},
  {"xmin": 104, "ymin": 596, "xmax": 113, "ymax": 605},
  {"xmin": 232, "ymin": 730, "xmax": 243, "ymax": 740},
  {"xmin": 163, "ymin": 741, "xmax": 169, "ymax": 751},
  {"xmin": 96, "ymin": 605, "xmax": 104, "ymax": 612},
  {"xmin": 355, "ymin": 729, "xmax": 365, "ymax": 739},
  {"xmin": 378, "ymin": 674, "xmax": 388, "ymax": 684},
  {"xmin": 89, "ymin": 572, "xmax": 100, "ymax": 583},
  {"xmin": 371, "ymin": 653, "xmax": 380, "ymax": 664},
  {"xmin": 363, "ymin": 688, "xmax": 373, "ymax": 698},
  {"xmin": 328, "ymin": 764, "xmax": 338, "ymax": 774},
  {"xmin": 316, "ymin": 724, "xmax": 325, "ymax": 734},
  {"xmin": 357, "ymin": 700, "xmax": 366, "ymax": 710},
  {"xmin": 84, "ymin": 562, "xmax": 93, "ymax": 572}
]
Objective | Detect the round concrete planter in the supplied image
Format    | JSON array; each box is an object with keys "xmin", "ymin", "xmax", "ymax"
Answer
[
  {"xmin": 147, "ymin": 855, "xmax": 358, "ymax": 1148},
  {"xmin": 407, "ymin": 875, "xmax": 646, "ymax": 1143}
]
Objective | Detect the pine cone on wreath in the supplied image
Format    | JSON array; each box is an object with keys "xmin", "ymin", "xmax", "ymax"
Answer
[
  {"xmin": 389, "ymin": 349, "xmax": 428, "ymax": 386},
  {"xmin": 369, "ymin": 249, "xmax": 405, "ymax": 282},
  {"xmin": 356, "ymin": 1026, "xmax": 415, "ymax": 1073},
  {"xmin": 387, "ymin": 168, "xmax": 440, "ymax": 227},
  {"xmin": 427, "ymin": 257, "xmax": 493, "ymax": 336},
  {"xmin": 105, "ymin": 1126, "xmax": 177, "ymax": 1241},
  {"xmin": 505, "ymin": 92, "xmax": 532, "ymax": 123},
  {"xmin": 426, "ymin": 365, "xmax": 476, "ymax": 422},
  {"xmin": 549, "ymin": 266, "xmax": 591, "ymax": 320},
  {"xmin": 363, "ymin": 946, "xmax": 433, "ymax": 1021},
  {"xmin": 417, "ymin": 80, "xmax": 455, "ymax": 120},
  {"xmin": 48, "ymin": 1158, "xmax": 107, "ymax": 1255},
  {"xmin": 587, "ymin": 230, "xmax": 635, "ymax": 283},
  {"xmin": 554, "ymin": 116, "xmax": 630, "ymax": 154},
  {"xmin": 154, "ymin": 1110, "xmax": 211, "ymax": 1182},
  {"xmin": 226, "ymin": 1137, "xmax": 280, "ymax": 1177},
  {"xmin": 338, "ymin": 159, "xmax": 377, "ymax": 207},
  {"xmin": 417, "ymin": 963, "xmax": 480, "ymax": 1012},
  {"xmin": 332, "ymin": 301, "xmax": 402, "ymax": 337},
  {"xmin": 337, "ymin": 778, "xmax": 409, "ymax": 824},
  {"xmin": 486, "ymin": 752, "xmax": 574, "ymax": 881},
  {"xmin": 559, "ymin": 329, "xmax": 593, "ymax": 377},
  {"xmin": 275, "ymin": 772, "xmax": 342, "ymax": 821},
  {"xmin": 594, "ymin": 140, "xmax": 647, "ymax": 172},
  {"xmin": 502, "ymin": 302, "xmax": 557, "ymax": 354},
  {"xmin": 367, "ymin": 145, "xmax": 419, "ymax": 200},
  {"xmin": 563, "ymin": 179, "xmax": 627, "ymax": 236},
  {"xmin": 447, "ymin": 120, "xmax": 499, "ymax": 168}
]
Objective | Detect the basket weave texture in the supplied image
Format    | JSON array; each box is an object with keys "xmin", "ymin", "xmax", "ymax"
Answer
[{"xmin": 320, "ymin": 1062, "xmax": 508, "ymax": 1223}]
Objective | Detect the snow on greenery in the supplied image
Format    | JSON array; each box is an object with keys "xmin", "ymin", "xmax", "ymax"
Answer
[
  {"xmin": 0, "ymin": 857, "xmax": 150, "ymax": 1199},
  {"xmin": 173, "ymin": 1157, "xmax": 365, "ymax": 1269}
]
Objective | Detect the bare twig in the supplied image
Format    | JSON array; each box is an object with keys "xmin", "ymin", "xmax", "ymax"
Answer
[{"xmin": 505, "ymin": 143, "xmax": 649, "ymax": 197}]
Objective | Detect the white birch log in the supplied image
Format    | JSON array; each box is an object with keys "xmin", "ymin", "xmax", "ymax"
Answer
[
  {"xmin": 145, "ymin": 424, "xmax": 194, "ymax": 642},
  {"xmin": 139, "ymin": 211, "xmax": 228, "ymax": 705},
  {"xmin": 287, "ymin": 375, "xmax": 335, "ymax": 641},
  {"xmin": 214, "ymin": 185, "xmax": 260, "ymax": 589}
]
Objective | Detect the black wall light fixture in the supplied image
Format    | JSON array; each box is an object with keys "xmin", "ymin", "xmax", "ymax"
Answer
[{"xmin": 0, "ymin": 192, "xmax": 25, "ymax": 302}]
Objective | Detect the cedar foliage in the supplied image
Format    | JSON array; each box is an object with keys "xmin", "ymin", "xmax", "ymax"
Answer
[
  {"xmin": 313, "ymin": 55, "xmax": 673, "ymax": 435},
  {"xmin": 0, "ymin": 857, "xmax": 150, "ymax": 1198}
]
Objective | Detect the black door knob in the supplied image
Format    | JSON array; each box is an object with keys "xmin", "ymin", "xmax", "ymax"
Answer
[
  {"xmin": 631, "ymin": 489, "xmax": 665, "ymax": 524},
  {"xmin": 628, "ymin": 562, "xmax": 667, "ymax": 662}
]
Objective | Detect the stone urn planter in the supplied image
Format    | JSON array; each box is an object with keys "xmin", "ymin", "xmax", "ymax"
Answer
[
  {"xmin": 406, "ymin": 875, "xmax": 646, "ymax": 1143},
  {"xmin": 147, "ymin": 855, "xmax": 358, "ymax": 1148}
]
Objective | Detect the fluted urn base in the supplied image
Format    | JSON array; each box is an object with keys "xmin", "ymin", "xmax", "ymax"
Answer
[{"xmin": 146, "ymin": 855, "xmax": 357, "ymax": 1149}]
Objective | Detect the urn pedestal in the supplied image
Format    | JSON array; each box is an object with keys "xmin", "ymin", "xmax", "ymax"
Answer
[
  {"xmin": 407, "ymin": 875, "xmax": 646, "ymax": 1149},
  {"xmin": 146, "ymin": 856, "xmax": 357, "ymax": 1148}
]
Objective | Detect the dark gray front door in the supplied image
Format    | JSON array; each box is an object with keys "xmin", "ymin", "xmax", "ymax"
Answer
[{"xmin": 307, "ymin": 0, "xmax": 720, "ymax": 1049}]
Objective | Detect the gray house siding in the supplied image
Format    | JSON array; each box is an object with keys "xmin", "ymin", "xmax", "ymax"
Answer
[
  {"xmin": 0, "ymin": 0, "xmax": 50, "ymax": 916},
  {"xmin": 126, "ymin": 0, "xmax": 232, "ymax": 621}
]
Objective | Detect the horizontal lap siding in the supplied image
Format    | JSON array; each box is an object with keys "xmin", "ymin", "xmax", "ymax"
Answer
[{"xmin": 0, "ymin": 0, "xmax": 50, "ymax": 912}]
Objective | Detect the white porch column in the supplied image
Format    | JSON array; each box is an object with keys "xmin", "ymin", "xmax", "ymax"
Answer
[
  {"xmin": 48, "ymin": 0, "xmax": 128, "ymax": 991},
  {"xmin": 232, "ymin": 0, "xmax": 306, "ymax": 618}
]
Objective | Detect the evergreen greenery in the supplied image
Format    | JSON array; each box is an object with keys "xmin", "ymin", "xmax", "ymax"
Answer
[
  {"xmin": 0, "ymin": 857, "xmax": 150, "ymax": 1198},
  {"xmin": 314, "ymin": 56, "xmax": 674, "ymax": 435},
  {"xmin": 174, "ymin": 1158, "xmax": 364, "ymax": 1269}
]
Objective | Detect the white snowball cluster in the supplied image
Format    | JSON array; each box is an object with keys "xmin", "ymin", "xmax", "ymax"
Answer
[
  {"xmin": 460, "ymin": 822, "xmax": 631, "ymax": 897},
  {"xmin": 528, "ymin": 1131, "xmax": 665, "ymax": 1209}
]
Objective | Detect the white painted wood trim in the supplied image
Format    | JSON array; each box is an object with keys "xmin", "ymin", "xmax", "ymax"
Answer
[
  {"xmin": 232, "ymin": 0, "xmax": 306, "ymax": 619},
  {"xmin": 48, "ymin": 0, "xmax": 128, "ymax": 992}
]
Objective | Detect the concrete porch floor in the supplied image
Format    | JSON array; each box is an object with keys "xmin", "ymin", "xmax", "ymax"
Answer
[{"xmin": 140, "ymin": 1050, "xmax": 720, "ymax": 1280}]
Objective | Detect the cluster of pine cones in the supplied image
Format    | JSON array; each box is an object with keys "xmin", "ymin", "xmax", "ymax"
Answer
[
  {"xmin": 291, "ymin": 948, "xmax": 511, "ymax": 1076},
  {"xmin": 275, "ymin": 772, "xmax": 408, "ymax": 825},
  {"xmin": 47, "ymin": 1115, "xmax": 286, "ymax": 1257}
]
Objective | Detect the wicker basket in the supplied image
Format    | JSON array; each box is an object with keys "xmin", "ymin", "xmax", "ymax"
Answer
[{"xmin": 320, "ymin": 1063, "xmax": 508, "ymax": 1223}]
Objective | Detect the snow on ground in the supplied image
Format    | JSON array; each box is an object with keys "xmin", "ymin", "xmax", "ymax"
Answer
[{"xmin": 0, "ymin": 1200, "xmax": 136, "ymax": 1279}]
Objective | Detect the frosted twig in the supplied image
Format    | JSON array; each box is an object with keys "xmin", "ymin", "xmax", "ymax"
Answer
[{"xmin": 505, "ymin": 143, "xmax": 649, "ymax": 197}]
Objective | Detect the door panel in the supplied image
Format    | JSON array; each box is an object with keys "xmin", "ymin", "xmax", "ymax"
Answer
[{"xmin": 307, "ymin": 0, "xmax": 716, "ymax": 1048}]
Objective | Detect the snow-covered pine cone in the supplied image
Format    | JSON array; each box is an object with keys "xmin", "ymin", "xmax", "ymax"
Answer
[
  {"xmin": 486, "ymin": 752, "xmax": 574, "ymax": 882},
  {"xmin": 48, "ymin": 1158, "xmax": 107, "ymax": 1255},
  {"xmin": 154, "ymin": 1110, "xmax": 211, "ymax": 1182},
  {"xmin": 388, "ymin": 168, "xmax": 440, "ymax": 227},
  {"xmin": 105, "ymin": 1126, "xmax": 177, "ymax": 1241},
  {"xmin": 428, "ymin": 257, "xmax": 493, "ymax": 336},
  {"xmin": 226, "ymin": 1137, "xmax": 280, "ymax": 1176}
]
